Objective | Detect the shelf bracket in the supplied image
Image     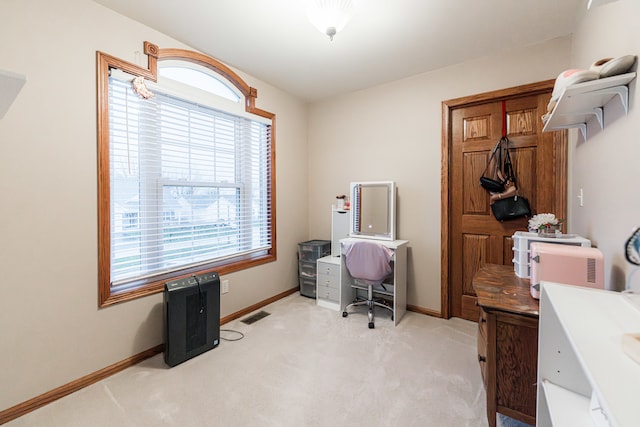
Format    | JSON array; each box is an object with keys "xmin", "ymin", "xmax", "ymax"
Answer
[
  {"xmin": 577, "ymin": 123, "xmax": 587, "ymax": 140},
  {"xmin": 572, "ymin": 107, "xmax": 603, "ymax": 127},
  {"xmin": 542, "ymin": 121, "xmax": 588, "ymax": 139},
  {"xmin": 565, "ymin": 108, "xmax": 603, "ymax": 139},
  {"xmin": 575, "ymin": 85, "xmax": 629, "ymax": 138},
  {"xmin": 0, "ymin": 69, "xmax": 26, "ymax": 119},
  {"xmin": 577, "ymin": 85, "xmax": 630, "ymax": 114},
  {"xmin": 614, "ymin": 85, "xmax": 629, "ymax": 114}
]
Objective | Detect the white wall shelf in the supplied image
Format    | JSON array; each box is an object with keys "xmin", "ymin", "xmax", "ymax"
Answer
[
  {"xmin": 542, "ymin": 72, "xmax": 636, "ymax": 139},
  {"xmin": 0, "ymin": 69, "xmax": 26, "ymax": 119},
  {"xmin": 537, "ymin": 283, "xmax": 640, "ymax": 427}
]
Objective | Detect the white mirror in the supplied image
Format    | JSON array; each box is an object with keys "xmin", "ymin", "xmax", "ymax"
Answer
[{"xmin": 349, "ymin": 181, "xmax": 396, "ymax": 241}]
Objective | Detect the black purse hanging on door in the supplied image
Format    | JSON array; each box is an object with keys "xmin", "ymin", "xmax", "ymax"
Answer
[
  {"xmin": 489, "ymin": 137, "xmax": 531, "ymax": 221},
  {"xmin": 491, "ymin": 194, "xmax": 531, "ymax": 221},
  {"xmin": 479, "ymin": 140, "xmax": 506, "ymax": 193}
]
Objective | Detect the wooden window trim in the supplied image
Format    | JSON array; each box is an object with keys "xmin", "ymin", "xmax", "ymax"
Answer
[{"xmin": 96, "ymin": 42, "xmax": 277, "ymax": 307}]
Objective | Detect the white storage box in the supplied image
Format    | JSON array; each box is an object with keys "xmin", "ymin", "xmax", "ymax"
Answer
[{"xmin": 512, "ymin": 231, "xmax": 591, "ymax": 278}]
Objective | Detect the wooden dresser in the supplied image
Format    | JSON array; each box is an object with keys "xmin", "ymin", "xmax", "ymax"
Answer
[{"xmin": 473, "ymin": 264, "xmax": 539, "ymax": 427}]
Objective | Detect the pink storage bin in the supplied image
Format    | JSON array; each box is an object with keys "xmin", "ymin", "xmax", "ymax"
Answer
[{"xmin": 529, "ymin": 242, "xmax": 604, "ymax": 299}]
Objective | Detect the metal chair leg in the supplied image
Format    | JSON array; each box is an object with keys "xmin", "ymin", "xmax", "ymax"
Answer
[{"xmin": 343, "ymin": 283, "xmax": 393, "ymax": 328}]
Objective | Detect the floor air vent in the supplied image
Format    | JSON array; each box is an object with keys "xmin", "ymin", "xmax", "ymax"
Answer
[{"xmin": 241, "ymin": 310, "xmax": 271, "ymax": 325}]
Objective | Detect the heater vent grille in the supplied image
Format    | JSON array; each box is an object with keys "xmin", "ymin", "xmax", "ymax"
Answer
[{"xmin": 587, "ymin": 258, "xmax": 596, "ymax": 283}]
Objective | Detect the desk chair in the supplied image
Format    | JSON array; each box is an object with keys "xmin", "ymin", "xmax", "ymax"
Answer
[{"xmin": 341, "ymin": 240, "xmax": 394, "ymax": 329}]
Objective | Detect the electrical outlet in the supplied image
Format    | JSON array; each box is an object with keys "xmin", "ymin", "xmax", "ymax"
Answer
[
  {"xmin": 578, "ymin": 188, "xmax": 584, "ymax": 207},
  {"xmin": 221, "ymin": 279, "xmax": 229, "ymax": 294}
]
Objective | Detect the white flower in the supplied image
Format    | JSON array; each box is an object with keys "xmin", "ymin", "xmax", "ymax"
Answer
[{"xmin": 528, "ymin": 213, "xmax": 561, "ymax": 231}]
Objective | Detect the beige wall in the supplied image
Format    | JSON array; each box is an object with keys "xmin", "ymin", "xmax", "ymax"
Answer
[
  {"xmin": 568, "ymin": 0, "xmax": 640, "ymax": 291},
  {"xmin": 307, "ymin": 37, "xmax": 573, "ymax": 312},
  {"xmin": 3, "ymin": 0, "xmax": 639, "ymax": 416},
  {"xmin": 0, "ymin": 0, "xmax": 308, "ymax": 411}
]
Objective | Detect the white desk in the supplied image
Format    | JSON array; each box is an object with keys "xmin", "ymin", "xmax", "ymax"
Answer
[
  {"xmin": 537, "ymin": 282, "xmax": 640, "ymax": 427},
  {"xmin": 340, "ymin": 238, "xmax": 409, "ymax": 325}
]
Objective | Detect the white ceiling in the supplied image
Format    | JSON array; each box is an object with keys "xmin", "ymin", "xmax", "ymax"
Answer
[{"xmin": 93, "ymin": 0, "xmax": 587, "ymax": 102}]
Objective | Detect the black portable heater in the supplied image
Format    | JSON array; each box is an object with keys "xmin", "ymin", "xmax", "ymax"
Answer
[{"xmin": 164, "ymin": 272, "xmax": 220, "ymax": 367}]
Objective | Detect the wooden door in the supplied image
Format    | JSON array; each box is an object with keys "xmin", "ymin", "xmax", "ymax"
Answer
[{"xmin": 445, "ymin": 85, "xmax": 566, "ymax": 321}]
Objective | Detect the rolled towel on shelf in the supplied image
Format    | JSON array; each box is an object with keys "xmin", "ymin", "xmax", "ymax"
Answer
[{"xmin": 590, "ymin": 55, "xmax": 636, "ymax": 78}]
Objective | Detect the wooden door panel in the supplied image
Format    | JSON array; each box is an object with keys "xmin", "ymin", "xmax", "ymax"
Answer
[
  {"xmin": 462, "ymin": 234, "xmax": 490, "ymax": 296},
  {"xmin": 506, "ymin": 95, "xmax": 539, "ymax": 135},
  {"xmin": 450, "ymin": 103, "xmax": 502, "ymax": 320},
  {"xmin": 463, "ymin": 151, "xmax": 490, "ymax": 214},
  {"xmin": 463, "ymin": 114, "xmax": 492, "ymax": 141},
  {"xmin": 449, "ymin": 88, "xmax": 567, "ymax": 321},
  {"xmin": 461, "ymin": 230, "xmax": 493, "ymax": 322},
  {"xmin": 511, "ymin": 147, "xmax": 537, "ymax": 212},
  {"xmin": 506, "ymin": 108, "xmax": 538, "ymax": 137},
  {"xmin": 453, "ymin": 103, "xmax": 496, "ymax": 144}
]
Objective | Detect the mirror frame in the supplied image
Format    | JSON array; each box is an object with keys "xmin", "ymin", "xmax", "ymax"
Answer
[{"xmin": 349, "ymin": 181, "xmax": 396, "ymax": 241}]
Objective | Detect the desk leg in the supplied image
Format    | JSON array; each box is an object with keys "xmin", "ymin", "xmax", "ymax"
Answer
[{"xmin": 393, "ymin": 245, "xmax": 407, "ymax": 326}]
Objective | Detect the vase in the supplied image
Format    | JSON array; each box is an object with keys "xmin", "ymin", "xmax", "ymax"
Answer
[{"xmin": 538, "ymin": 224, "xmax": 561, "ymax": 238}]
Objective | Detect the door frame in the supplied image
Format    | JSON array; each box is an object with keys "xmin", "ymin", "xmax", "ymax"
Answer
[{"xmin": 440, "ymin": 79, "xmax": 566, "ymax": 319}]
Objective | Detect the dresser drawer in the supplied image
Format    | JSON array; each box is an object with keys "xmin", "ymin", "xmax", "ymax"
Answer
[
  {"xmin": 478, "ymin": 308, "xmax": 488, "ymax": 341},
  {"xmin": 317, "ymin": 283, "xmax": 339, "ymax": 302},
  {"xmin": 317, "ymin": 274, "xmax": 339, "ymax": 290},
  {"xmin": 477, "ymin": 308, "xmax": 490, "ymax": 388},
  {"xmin": 299, "ymin": 276, "xmax": 316, "ymax": 298},
  {"xmin": 477, "ymin": 326, "xmax": 488, "ymax": 387},
  {"xmin": 316, "ymin": 260, "xmax": 340, "ymax": 278},
  {"xmin": 298, "ymin": 260, "xmax": 317, "ymax": 278}
]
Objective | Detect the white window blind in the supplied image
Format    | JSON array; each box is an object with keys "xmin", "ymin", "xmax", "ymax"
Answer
[{"xmin": 108, "ymin": 76, "xmax": 272, "ymax": 288}]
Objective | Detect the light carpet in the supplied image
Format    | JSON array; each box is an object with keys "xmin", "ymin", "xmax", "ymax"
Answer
[{"xmin": 7, "ymin": 294, "xmax": 532, "ymax": 426}]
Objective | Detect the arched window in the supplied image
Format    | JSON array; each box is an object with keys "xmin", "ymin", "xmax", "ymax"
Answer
[
  {"xmin": 97, "ymin": 42, "xmax": 276, "ymax": 307},
  {"xmin": 158, "ymin": 60, "xmax": 241, "ymax": 102}
]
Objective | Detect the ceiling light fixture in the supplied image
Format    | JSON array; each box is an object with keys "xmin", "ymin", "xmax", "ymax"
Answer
[{"xmin": 307, "ymin": 0, "xmax": 355, "ymax": 41}]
